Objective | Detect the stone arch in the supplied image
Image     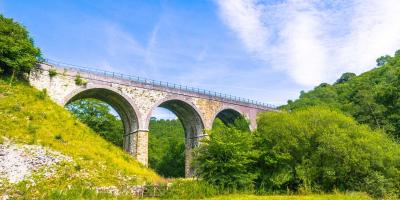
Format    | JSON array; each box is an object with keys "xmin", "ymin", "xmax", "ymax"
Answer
[
  {"xmin": 63, "ymin": 86, "xmax": 142, "ymax": 161},
  {"xmin": 146, "ymin": 96, "xmax": 205, "ymax": 177},
  {"xmin": 212, "ymin": 106, "xmax": 250, "ymax": 130}
]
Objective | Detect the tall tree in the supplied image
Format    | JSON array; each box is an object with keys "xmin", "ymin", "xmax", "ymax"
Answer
[
  {"xmin": 193, "ymin": 119, "xmax": 256, "ymax": 190},
  {"xmin": 0, "ymin": 15, "xmax": 41, "ymax": 83},
  {"xmin": 148, "ymin": 118, "xmax": 185, "ymax": 178}
]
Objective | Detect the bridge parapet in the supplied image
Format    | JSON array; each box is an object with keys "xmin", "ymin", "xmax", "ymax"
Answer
[{"xmin": 43, "ymin": 59, "xmax": 276, "ymax": 111}]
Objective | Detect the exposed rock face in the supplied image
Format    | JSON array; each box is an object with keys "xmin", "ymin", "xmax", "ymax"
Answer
[{"xmin": 0, "ymin": 140, "xmax": 72, "ymax": 184}]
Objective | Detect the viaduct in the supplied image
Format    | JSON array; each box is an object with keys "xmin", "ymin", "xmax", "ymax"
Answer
[{"xmin": 29, "ymin": 60, "xmax": 276, "ymax": 177}]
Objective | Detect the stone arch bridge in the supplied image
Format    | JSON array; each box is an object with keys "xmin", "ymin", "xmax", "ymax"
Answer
[{"xmin": 29, "ymin": 60, "xmax": 276, "ymax": 177}]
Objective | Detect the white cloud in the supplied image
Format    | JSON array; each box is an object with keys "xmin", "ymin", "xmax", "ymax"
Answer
[
  {"xmin": 216, "ymin": 0, "xmax": 269, "ymax": 56},
  {"xmin": 216, "ymin": 0, "xmax": 400, "ymax": 86}
]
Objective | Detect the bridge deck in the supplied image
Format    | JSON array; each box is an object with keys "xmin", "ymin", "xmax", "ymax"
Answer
[{"xmin": 42, "ymin": 59, "xmax": 276, "ymax": 110}]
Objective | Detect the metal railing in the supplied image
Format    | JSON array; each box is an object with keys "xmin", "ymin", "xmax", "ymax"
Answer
[{"xmin": 43, "ymin": 58, "xmax": 276, "ymax": 110}]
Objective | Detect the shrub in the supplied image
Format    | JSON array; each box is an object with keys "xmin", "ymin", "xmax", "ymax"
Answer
[
  {"xmin": 255, "ymin": 107, "xmax": 400, "ymax": 197},
  {"xmin": 54, "ymin": 134, "xmax": 63, "ymax": 141},
  {"xmin": 0, "ymin": 15, "xmax": 41, "ymax": 82},
  {"xmin": 193, "ymin": 119, "xmax": 257, "ymax": 191},
  {"xmin": 74, "ymin": 75, "xmax": 87, "ymax": 86},
  {"xmin": 48, "ymin": 68, "xmax": 58, "ymax": 78},
  {"xmin": 36, "ymin": 88, "xmax": 47, "ymax": 100}
]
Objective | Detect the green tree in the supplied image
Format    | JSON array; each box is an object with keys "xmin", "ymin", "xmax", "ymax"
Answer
[
  {"xmin": 66, "ymin": 99, "xmax": 124, "ymax": 147},
  {"xmin": 255, "ymin": 107, "xmax": 400, "ymax": 197},
  {"xmin": 193, "ymin": 119, "xmax": 257, "ymax": 190},
  {"xmin": 335, "ymin": 72, "xmax": 356, "ymax": 84},
  {"xmin": 157, "ymin": 140, "xmax": 185, "ymax": 178},
  {"xmin": 0, "ymin": 15, "xmax": 41, "ymax": 83},
  {"xmin": 148, "ymin": 118, "xmax": 185, "ymax": 178},
  {"xmin": 282, "ymin": 50, "xmax": 400, "ymax": 140}
]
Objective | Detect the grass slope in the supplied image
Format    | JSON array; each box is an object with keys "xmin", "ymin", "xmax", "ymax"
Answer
[{"xmin": 0, "ymin": 79, "xmax": 162, "ymax": 198}]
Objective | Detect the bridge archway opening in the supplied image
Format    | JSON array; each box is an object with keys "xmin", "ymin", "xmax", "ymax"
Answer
[
  {"xmin": 213, "ymin": 108, "xmax": 249, "ymax": 131},
  {"xmin": 148, "ymin": 99, "xmax": 204, "ymax": 178},
  {"xmin": 64, "ymin": 88, "xmax": 139, "ymax": 154}
]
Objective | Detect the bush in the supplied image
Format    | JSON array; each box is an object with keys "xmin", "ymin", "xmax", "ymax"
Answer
[
  {"xmin": 255, "ymin": 107, "xmax": 400, "ymax": 197},
  {"xmin": 0, "ymin": 15, "xmax": 41, "ymax": 82},
  {"xmin": 48, "ymin": 68, "xmax": 58, "ymax": 78},
  {"xmin": 193, "ymin": 119, "xmax": 257, "ymax": 191},
  {"xmin": 74, "ymin": 75, "xmax": 87, "ymax": 86}
]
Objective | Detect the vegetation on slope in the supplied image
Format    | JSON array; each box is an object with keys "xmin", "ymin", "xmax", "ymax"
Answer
[
  {"xmin": 148, "ymin": 118, "xmax": 185, "ymax": 178},
  {"xmin": 255, "ymin": 107, "xmax": 400, "ymax": 197},
  {"xmin": 0, "ymin": 78, "xmax": 162, "ymax": 198},
  {"xmin": 67, "ymin": 99, "xmax": 186, "ymax": 178},
  {"xmin": 190, "ymin": 108, "xmax": 400, "ymax": 198},
  {"xmin": 66, "ymin": 99, "xmax": 125, "ymax": 147},
  {"xmin": 0, "ymin": 14, "xmax": 41, "ymax": 83},
  {"xmin": 282, "ymin": 50, "xmax": 400, "ymax": 140}
]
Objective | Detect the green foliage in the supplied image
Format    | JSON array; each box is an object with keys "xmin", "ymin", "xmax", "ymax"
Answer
[
  {"xmin": 36, "ymin": 88, "xmax": 47, "ymax": 100},
  {"xmin": 74, "ymin": 75, "xmax": 87, "ymax": 86},
  {"xmin": 161, "ymin": 180, "xmax": 220, "ymax": 199},
  {"xmin": 204, "ymin": 193, "xmax": 372, "ymax": 200},
  {"xmin": 193, "ymin": 118, "xmax": 257, "ymax": 190},
  {"xmin": 48, "ymin": 68, "xmax": 58, "ymax": 78},
  {"xmin": 255, "ymin": 107, "xmax": 400, "ymax": 197},
  {"xmin": 66, "ymin": 99, "xmax": 124, "ymax": 147},
  {"xmin": 156, "ymin": 140, "xmax": 185, "ymax": 177},
  {"xmin": 282, "ymin": 50, "xmax": 400, "ymax": 140},
  {"xmin": 149, "ymin": 118, "xmax": 185, "ymax": 178},
  {"xmin": 66, "ymin": 100, "xmax": 186, "ymax": 178},
  {"xmin": 335, "ymin": 72, "xmax": 356, "ymax": 84},
  {"xmin": 0, "ymin": 15, "xmax": 41, "ymax": 82},
  {"xmin": 53, "ymin": 133, "xmax": 63, "ymax": 141}
]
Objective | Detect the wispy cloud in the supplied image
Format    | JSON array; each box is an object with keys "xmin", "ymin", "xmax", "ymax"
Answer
[{"xmin": 216, "ymin": 0, "xmax": 400, "ymax": 86}]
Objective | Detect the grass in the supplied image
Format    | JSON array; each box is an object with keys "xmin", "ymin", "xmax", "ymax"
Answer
[
  {"xmin": 0, "ymin": 78, "xmax": 162, "ymax": 198},
  {"xmin": 203, "ymin": 193, "xmax": 372, "ymax": 200}
]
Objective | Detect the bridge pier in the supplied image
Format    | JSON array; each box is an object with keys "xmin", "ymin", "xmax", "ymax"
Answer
[{"xmin": 124, "ymin": 130, "xmax": 148, "ymax": 166}]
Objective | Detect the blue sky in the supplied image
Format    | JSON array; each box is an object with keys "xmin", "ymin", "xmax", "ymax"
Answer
[{"xmin": 2, "ymin": 0, "xmax": 400, "ymax": 118}]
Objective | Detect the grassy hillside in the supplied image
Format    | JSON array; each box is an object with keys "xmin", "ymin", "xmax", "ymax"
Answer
[{"xmin": 0, "ymin": 78, "xmax": 162, "ymax": 198}]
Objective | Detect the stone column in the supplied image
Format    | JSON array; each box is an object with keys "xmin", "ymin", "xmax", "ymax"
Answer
[
  {"xmin": 185, "ymin": 136, "xmax": 199, "ymax": 178},
  {"xmin": 124, "ymin": 130, "xmax": 148, "ymax": 166},
  {"xmin": 185, "ymin": 144, "xmax": 193, "ymax": 178}
]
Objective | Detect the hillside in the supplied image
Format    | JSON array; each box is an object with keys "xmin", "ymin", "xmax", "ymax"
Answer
[
  {"xmin": 282, "ymin": 50, "xmax": 400, "ymax": 140},
  {"xmin": 0, "ymin": 78, "xmax": 162, "ymax": 198}
]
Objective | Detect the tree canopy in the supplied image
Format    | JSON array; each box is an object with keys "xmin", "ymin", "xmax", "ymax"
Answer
[
  {"xmin": 193, "ymin": 118, "xmax": 256, "ymax": 190},
  {"xmin": 0, "ymin": 14, "xmax": 41, "ymax": 81},
  {"xmin": 255, "ymin": 107, "xmax": 400, "ymax": 197},
  {"xmin": 148, "ymin": 118, "xmax": 185, "ymax": 178},
  {"xmin": 282, "ymin": 50, "xmax": 400, "ymax": 140}
]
